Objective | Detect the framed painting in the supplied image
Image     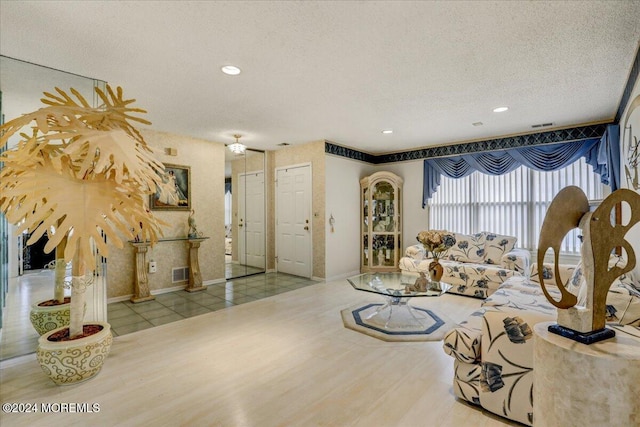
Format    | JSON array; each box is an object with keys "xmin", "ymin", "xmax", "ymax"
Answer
[{"xmin": 149, "ymin": 163, "xmax": 191, "ymax": 210}]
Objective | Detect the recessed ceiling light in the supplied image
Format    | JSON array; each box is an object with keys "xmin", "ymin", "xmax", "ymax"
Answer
[
  {"xmin": 381, "ymin": 129, "xmax": 393, "ymax": 134},
  {"xmin": 221, "ymin": 65, "xmax": 241, "ymax": 76},
  {"xmin": 493, "ymin": 106, "xmax": 509, "ymax": 113}
]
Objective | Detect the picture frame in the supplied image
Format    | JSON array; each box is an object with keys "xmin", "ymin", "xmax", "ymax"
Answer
[{"xmin": 149, "ymin": 163, "xmax": 191, "ymax": 210}]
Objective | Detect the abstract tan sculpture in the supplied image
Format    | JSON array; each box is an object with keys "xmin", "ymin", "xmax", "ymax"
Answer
[{"xmin": 537, "ymin": 186, "xmax": 640, "ymax": 343}]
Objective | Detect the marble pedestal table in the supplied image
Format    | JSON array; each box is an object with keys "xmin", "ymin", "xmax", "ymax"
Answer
[
  {"xmin": 184, "ymin": 237, "xmax": 208, "ymax": 292},
  {"xmin": 533, "ymin": 322, "xmax": 640, "ymax": 426},
  {"xmin": 130, "ymin": 242, "xmax": 155, "ymax": 303}
]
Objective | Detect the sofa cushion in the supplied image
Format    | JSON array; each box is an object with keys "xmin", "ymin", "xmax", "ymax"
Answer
[
  {"xmin": 501, "ymin": 248, "xmax": 531, "ymax": 276},
  {"xmin": 529, "ymin": 262, "xmax": 577, "ymax": 286},
  {"xmin": 446, "ymin": 262, "xmax": 518, "ymax": 298},
  {"xmin": 482, "ymin": 277, "xmax": 559, "ymax": 318},
  {"xmin": 483, "ymin": 232, "xmax": 517, "ymax": 265},
  {"xmin": 444, "ymin": 232, "xmax": 486, "ymax": 263}
]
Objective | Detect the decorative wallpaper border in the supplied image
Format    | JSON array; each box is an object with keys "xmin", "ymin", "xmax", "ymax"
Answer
[
  {"xmin": 324, "ymin": 143, "xmax": 377, "ymax": 163},
  {"xmin": 326, "ymin": 123, "xmax": 608, "ymax": 165}
]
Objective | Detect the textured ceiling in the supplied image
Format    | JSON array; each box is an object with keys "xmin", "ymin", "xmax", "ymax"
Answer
[{"xmin": 1, "ymin": 1, "xmax": 639, "ymax": 154}]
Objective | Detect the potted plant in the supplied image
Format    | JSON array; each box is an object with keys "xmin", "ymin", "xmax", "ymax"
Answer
[{"xmin": 0, "ymin": 85, "xmax": 167, "ymax": 384}]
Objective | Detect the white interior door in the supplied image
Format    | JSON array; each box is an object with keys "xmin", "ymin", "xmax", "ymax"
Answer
[
  {"xmin": 238, "ymin": 171, "xmax": 265, "ymax": 268},
  {"xmin": 276, "ymin": 165, "xmax": 312, "ymax": 278}
]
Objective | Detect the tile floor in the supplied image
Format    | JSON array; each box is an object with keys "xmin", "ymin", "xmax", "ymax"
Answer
[
  {"xmin": 108, "ymin": 272, "xmax": 317, "ymax": 336},
  {"xmin": 224, "ymin": 262, "xmax": 265, "ymax": 279}
]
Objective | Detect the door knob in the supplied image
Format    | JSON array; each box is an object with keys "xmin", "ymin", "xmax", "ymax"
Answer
[{"xmin": 304, "ymin": 226, "xmax": 309, "ymax": 231}]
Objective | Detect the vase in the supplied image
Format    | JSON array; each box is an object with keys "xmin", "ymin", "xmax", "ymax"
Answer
[{"xmin": 428, "ymin": 260, "xmax": 444, "ymax": 282}]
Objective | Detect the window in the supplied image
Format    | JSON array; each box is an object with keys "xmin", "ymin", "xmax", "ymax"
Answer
[{"xmin": 428, "ymin": 158, "xmax": 605, "ymax": 255}]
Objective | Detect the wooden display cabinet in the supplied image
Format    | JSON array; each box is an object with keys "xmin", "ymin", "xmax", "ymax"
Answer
[{"xmin": 360, "ymin": 171, "xmax": 403, "ymax": 273}]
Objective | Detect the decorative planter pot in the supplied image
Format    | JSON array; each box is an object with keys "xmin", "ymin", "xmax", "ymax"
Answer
[
  {"xmin": 29, "ymin": 299, "xmax": 71, "ymax": 335},
  {"xmin": 37, "ymin": 321, "xmax": 112, "ymax": 385}
]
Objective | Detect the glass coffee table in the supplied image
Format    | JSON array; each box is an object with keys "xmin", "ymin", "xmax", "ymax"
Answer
[{"xmin": 344, "ymin": 272, "xmax": 452, "ymax": 336}]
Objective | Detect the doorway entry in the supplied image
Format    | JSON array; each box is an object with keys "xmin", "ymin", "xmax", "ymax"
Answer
[{"xmin": 276, "ymin": 164, "xmax": 312, "ymax": 278}]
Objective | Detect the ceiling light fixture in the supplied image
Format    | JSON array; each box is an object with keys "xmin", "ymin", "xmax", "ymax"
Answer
[
  {"xmin": 493, "ymin": 106, "xmax": 509, "ymax": 113},
  {"xmin": 381, "ymin": 129, "xmax": 393, "ymax": 134},
  {"xmin": 221, "ymin": 65, "xmax": 241, "ymax": 76},
  {"xmin": 472, "ymin": 122, "xmax": 483, "ymax": 127},
  {"xmin": 228, "ymin": 134, "xmax": 246, "ymax": 154}
]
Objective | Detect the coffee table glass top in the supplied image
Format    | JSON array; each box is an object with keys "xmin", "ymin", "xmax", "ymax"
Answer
[{"xmin": 346, "ymin": 272, "xmax": 451, "ymax": 298}]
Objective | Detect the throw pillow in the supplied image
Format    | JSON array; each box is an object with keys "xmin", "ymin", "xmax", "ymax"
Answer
[
  {"xmin": 405, "ymin": 244, "xmax": 426, "ymax": 260},
  {"xmin": 444, "ymin": 232, "xmax": 486, "ymax": 263},
  {"xmin": 483, "ymin": 232, "xmax": 517, "ymax": 265}
]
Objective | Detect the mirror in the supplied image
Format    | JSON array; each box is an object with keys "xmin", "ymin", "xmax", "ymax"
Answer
[
  {"xmin": 225, "ymin": 147, "xmax": 266, "ymax": 279},
  {"xmin": 0, "ymin": 55, "xmax": 106, "ymax": 360}
]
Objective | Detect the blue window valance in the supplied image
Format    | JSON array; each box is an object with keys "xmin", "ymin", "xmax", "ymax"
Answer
[{"xmin": 422, "ymin": 124, "xmax": 620, "ymax": 207}]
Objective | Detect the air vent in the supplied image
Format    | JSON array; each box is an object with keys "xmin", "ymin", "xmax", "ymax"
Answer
[
  {"xmin": 531, "ymin": 122, "xmax": 554, "ymax": 129},
  {"xmin": 172, "ymin": 266, "xmax": 190, "ymax": 283}
]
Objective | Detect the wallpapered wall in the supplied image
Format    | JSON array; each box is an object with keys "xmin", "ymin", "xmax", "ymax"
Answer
[{"xmin": 107, "ymin": 129, "xmax": 226, "ymax": 299}]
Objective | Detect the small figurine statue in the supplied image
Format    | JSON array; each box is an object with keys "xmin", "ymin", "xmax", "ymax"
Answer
[
  {"xmin": 188, "ymin": 209, "xmax": 199, "ymax": 238},
  {"xmin": 405, "ymin": 272, "xmax": 428, "ymax": 293}
]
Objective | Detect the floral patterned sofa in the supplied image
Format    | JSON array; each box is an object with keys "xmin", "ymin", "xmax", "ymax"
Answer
[
  {"xmin": 442, "ymin": 257, "xmax": 640, "ymax": 426},
  {"xmin": 399, "ymin": 231, "xmax": 530, "ymax": 299}
]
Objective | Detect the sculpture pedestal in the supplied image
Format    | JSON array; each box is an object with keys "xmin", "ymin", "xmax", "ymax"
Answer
[
  {"xmin": 130, "ymin": 242, "xmax": 155, "ymax": 303},
  {"xmin": 184, "ymin": 238, "xmax": 207, "ymax": 293},
  {"xmin": 533, "ymin": 322, "xmax": 640, "ymax": 426}
]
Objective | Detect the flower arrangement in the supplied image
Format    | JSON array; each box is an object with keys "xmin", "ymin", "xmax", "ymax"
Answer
[{"xmin": 417, "ymin": 230, "xmax": 456, "ymax": 260}]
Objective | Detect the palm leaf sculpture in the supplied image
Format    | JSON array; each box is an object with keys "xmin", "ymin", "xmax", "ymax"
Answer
[{"xmin": 0, "ymin": 85, "xmax": 168, "ymax": 338}]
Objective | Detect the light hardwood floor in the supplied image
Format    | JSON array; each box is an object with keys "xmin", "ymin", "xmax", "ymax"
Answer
[{"xmin": 0, "ymin": 279, "xmax": 519, "ymax": 427}]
